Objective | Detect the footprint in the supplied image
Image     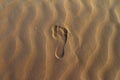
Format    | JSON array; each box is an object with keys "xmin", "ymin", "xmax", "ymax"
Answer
[{"xmin": 52, "ymin": 25, "xmax": 68, "ymax": 59}]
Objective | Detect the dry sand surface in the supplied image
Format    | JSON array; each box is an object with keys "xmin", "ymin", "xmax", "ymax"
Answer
[{"xmin": 0, "ymin": 0, "xmax": 120, "ymax": 80}]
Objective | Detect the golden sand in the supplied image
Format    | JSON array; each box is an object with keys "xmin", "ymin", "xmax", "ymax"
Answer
[{"xmin": 0, "ymin": 0, "xmax": 120, "ymax": 80}]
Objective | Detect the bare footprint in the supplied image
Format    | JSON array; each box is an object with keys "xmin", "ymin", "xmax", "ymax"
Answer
[{"xmin": 52, "ymin": 25, "xmax": 68, "ymax": 59}]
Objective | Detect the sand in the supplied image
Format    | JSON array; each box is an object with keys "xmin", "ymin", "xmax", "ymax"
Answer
[{"xmin": 0, "ymin": 0, "xmax": 120, "ymax": 80}]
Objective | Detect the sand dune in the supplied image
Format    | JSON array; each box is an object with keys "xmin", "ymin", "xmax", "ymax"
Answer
[{"xmin": 0, "ymin": 0, "xmax": 120, "ymax": 80}]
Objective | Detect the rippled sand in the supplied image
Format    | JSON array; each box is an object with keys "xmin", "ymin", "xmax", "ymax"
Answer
[{"xmin": 0, "ymin": 0, "xmax": 120, "ymax": 80}]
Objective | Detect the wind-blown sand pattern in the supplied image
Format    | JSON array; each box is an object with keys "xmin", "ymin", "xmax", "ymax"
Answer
[{"xmin": 0, "ymin": 0, "xmax": 120, "ymax": 80}]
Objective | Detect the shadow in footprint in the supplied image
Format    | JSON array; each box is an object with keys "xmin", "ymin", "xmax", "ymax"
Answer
[{"xmin": 52, "ymin": 25, "xmax": 68, "ymax": 59}]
